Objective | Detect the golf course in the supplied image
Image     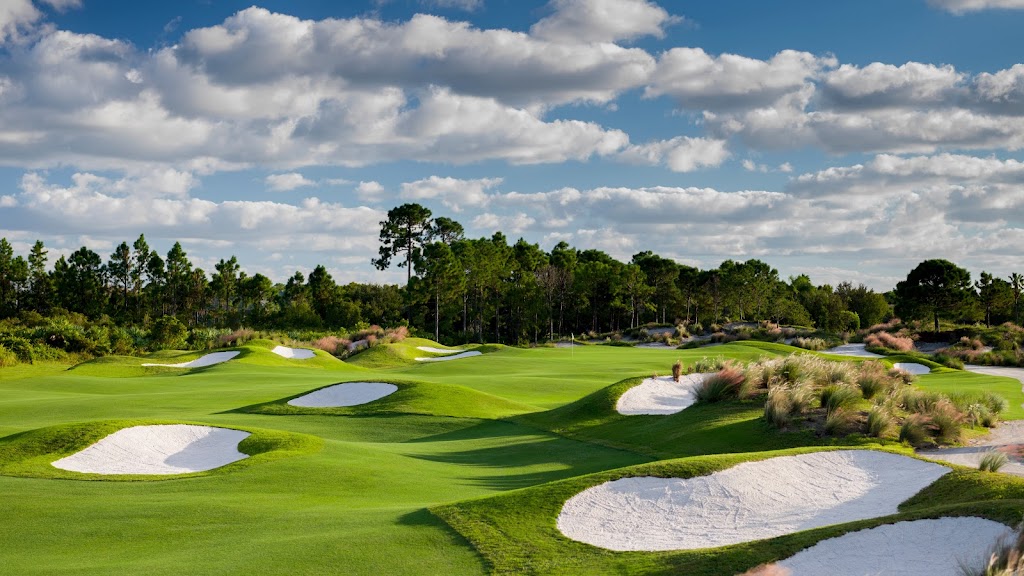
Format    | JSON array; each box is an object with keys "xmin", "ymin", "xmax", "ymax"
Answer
[{"xmin": 4, "ymin": 337, "xmax": 1024, "ymax": 575}]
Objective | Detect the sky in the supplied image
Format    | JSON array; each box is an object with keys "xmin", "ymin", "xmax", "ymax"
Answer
[{"xmin": 1, "ymin": 0, "xmax": 1023, "ymax": 291}]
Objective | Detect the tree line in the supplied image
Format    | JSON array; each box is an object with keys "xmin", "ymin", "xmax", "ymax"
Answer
[{"xmin": 1, "ymin": 203, "xmax": 1020, "ymax": 344}]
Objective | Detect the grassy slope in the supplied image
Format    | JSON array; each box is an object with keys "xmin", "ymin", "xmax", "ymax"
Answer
[{"xmin": 432, "ymin": 447, "xmax": 1024, "ymax": 576}]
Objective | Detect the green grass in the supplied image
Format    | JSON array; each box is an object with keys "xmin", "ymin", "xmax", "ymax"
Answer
[
  {"xmin": 0, "ymin": 419, "xmax": 322, "ymax": 481},
  {"xmin": 432, "ymin": 447, "xmax": 1024, "ymax": 576},
  {"xmin": 238, "ymin": 378, "xmax": 539, "ymax": 419},
  {"xmin": 3, "ymin": 338, "xmax": 1024, "ymax": 574},
  {"xmin": 915, "ymin": 370, "xmax": 1024, "ymax": 419}
]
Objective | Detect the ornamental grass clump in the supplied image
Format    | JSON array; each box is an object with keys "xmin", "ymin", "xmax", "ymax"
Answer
[
  {"xmin": 899, "ymin": 414, "xmax": 931, "ymax": 446},
  {"xmin": 820, "ymin": 385, "xmax": 860, "ymax": 414},
  {"xmin": 979, "ymin": 450, "xmax": 1009, "ymax": 473},
  {"xmin": 791, "ymin": 337, "xmax": 828, "ymax": 351},
  {"xmin": 864, "ymin": 331, "xmax": 915, "ymax": 352},
  {"xmin": 764, "ymin": 388, "xmax": 794, "ymax": 429},
  {"xmin": 688, "ymin": 355, "xmax": 727, "ymax": 374},
  {"xmin": 695, "ymin": 366, "xmax": 749, "ymax": 403},
  {"xmin": 966, "ymin": 523, "xmax": 1024, "ymax": 576},
  {"xmin": 866, "ymin": 407, "xmax": 893, "ymax": 438},
  {"xmin": 823, "ymin": 408, "xmax": 856, "ymax": 435},
  {"xmin": 672, "ymin": 360, "xmax": 683, "ymax": 382}
]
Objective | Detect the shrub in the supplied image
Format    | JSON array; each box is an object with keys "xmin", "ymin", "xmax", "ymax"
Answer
[
  {"xmin": 824, "ymin": 408, "xmax": 855, "ymax": 435},
  {"xmin": 764, "ymin": 389, "xmax": 793, "ymax": 429},
  {"xmin": 695, "ymin": 367, "xmax": 748, "ymax": 403},
  {"xmin": 0, "ymin": 344, "xmax": 17, "ymax": 367},
  {"xmin": 149, "ymin": 316, "xmax": 188, "ymax": 350},
  {"xmin": 857, "ymin": 373, "xmax": 886, "ymax": 399},
  {"xmin": 864, "ymin": 331, "xmax": 915, "ymax": 352},
  {"xmin": 933, "ymin": 353, "xmax": 965, "ymax": 369},
  {"xmin": 313, "ymin": 335, "xmax": 348, "ymax": 355},
  {"xmin": 899, "ymin": 415, "xmax": 930, "ymax": 446},
  {"xmin": 929, "ymin": 400, "xmax": 963, "ymax": 444},
  {"xmin": 901, "ymin": 388, "xmax": 944, "ymax": 414},
  {"xmin": 866, "ymin": 407, "xmax": 893, "ymax": 438},
  {"xmin": 384, "ymin": 325, "xmax": 410, "ymax": 343},
  {"xmin": 217, "ymin": 328, "xmax": 255, "ymax": 347},
  {"xmin": 820, "ymin": 385, "xmax": 860, "ymax": 414},
  {"xmin": 672, "ymin": 360, "xmax": 683, "ymax": 382},
  {"xmin": 786, "ymin": 336, "xmax": 827, "ymax": 350},
  {"xmin": 979, "ymin": 450, "xmax": 1009, "ymax": 473}
]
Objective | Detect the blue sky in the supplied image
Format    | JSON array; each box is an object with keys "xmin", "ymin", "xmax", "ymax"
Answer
[{"xmin": 1, "ymin": 0, "xmax": 1023, "ymax": 290}]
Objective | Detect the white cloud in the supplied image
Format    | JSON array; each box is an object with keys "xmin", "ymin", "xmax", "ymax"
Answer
[
  {"xmin": 355, "ymin": 181, "xmax": 386, "ymax": 202},
  {"xmin": 646, "ymin": 48, "xmax": 835, "ymax": 111},
  {"xmin": 0, "ymin": 0, "xmax": 42, "ymax": 44},
  {"xmin": 0, "ymin": 195, "xmax": 17, "ymax": 207},
  {"xmin": 927, "ymin": 0, "xmax": 1024, "ymax": 13},
  {"xmin": 821, "ymin": 62, "xmax": 963, "ymax": 108},
  {"xmin": 619, "ymin": 136, "xmax": 730, "ymax": 172},
  {"xmin": 400, "ymin": 176, "xmax": 502, "ymax": 212},
  {"xmin": 531, "ymin": 0, "xmax": 680, "ymax": 43},
  {"xmin": 266, "ymin": 172, "xmax": 316, "ymax": 192}
]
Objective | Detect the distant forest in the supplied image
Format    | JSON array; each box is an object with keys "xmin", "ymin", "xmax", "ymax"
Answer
[{"xmin": 1, "ymin": 203, "xmax": 1021, "ymax": 345}]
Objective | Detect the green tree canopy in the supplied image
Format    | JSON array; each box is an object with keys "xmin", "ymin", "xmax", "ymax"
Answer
[{"xmin": 895, "ymin": 259, "xmax": 973, "ymax": 332}]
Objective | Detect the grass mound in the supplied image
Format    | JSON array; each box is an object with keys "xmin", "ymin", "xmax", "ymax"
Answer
[
  {"xmin": 0, "ymin": 419, "xmax": 322, "ymax": 481},
  {"xmin": 345, "ymin": 337, "xmax": 501, "ymax": 368},
  {"xmin": 236, "ymin": 378, "xmax": 538, "ymax": 420},
  {"xmin": 431, "ymin": 447, "xmax": 1024, "ymax": 576}
]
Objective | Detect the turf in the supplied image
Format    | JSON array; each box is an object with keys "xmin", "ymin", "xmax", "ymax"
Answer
[
  {"xmin": 3, "ymin": 338, "xmax": 1023, "ymax": 575},
  {"xmin": 432, "ymin": 447, "xmax": 1024, "ymax": 576}
]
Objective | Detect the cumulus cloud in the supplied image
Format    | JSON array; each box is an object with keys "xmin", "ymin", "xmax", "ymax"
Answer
[
  {"xmin": 531, "ymin": 0, "xmax": 680, "ymax": 43},
  {"xmin": 927, "ymin": 0, "xmax": 1024, "ymax": 14},
  {"xmin": 618, "ymin": 136, "xmax": 730, "ymax": 172},
  {"xmin": 266, "ymin": 173, "xmax": 316, "ymax": 192},
  {"xmin": 400, "ymin": 176, "xmax": 502, "ymax": 212}
]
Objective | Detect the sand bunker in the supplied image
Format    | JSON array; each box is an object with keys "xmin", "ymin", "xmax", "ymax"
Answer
[
  {"xmin": 288, "ymin": 382, "xmax": 399, "ymax": 407},
  {"xmin": 893, "ymin": 362, "xmax": 931, "ymax": 375},
  {"xmin": 824, "ymin": 343, "xmax": 884, "ymax": 358},
  {"xmin": 141, "ymin": 351, "xmax": 239, "ymax": 368},
  {"xmin": 416, "ymin": 346, "xmax": 460, "ymax": 354},
  {"xmin": 616, "ymin": 374, "xmax": 714, "ymax": 415},
  {"xmin": 271, "ymin": 345, "xmax": 316, "ymax": 359},
  {"xmin": 776, "ymin": 517, "xmax": 1012, "ymax": 576},
  {"xmin": 920, "ymin": 420, "xmax": 1024, "ymax": 477},
  {"xmin": 52, "ymin": 425, "xmax": 250, "ymax": 475},
  {"xmin": 415, "ymin": 351, "xmax": 482, "ymax": 362},
  {"xmin": 557, "ymin": 450, "xmax": 950, "ymax": 551}
]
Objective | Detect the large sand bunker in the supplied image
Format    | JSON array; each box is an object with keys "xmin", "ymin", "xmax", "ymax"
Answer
[
  {"xmin": 271, "ymin": 345, "xmax": 316, "ymax": 359},
  {"xmin": 776, "ymin": 517, "xmax": 1012, "ymax": 576},
  {"xmin": 893, "ymin": 362, "xmax": 931, "ymax": 375},
  {"xmin": 52, "ymin": 425, "xmax": 250, "ymax": 475},
  {"xmin": 616, "ymin": 374, "xmax": 714, "ymax": 415},
  {"xmin": 415, "ymin": 351, "xmax": 482, "ymax": 362},
  {"xmin": 824, "ymin": 343, "xmax": 884, "ymax": 358},
  {"xmin": 141, "ymin": 351, "xmax": 239, "ymax": 368},
  {"xmin": 288, "ymin": 382, "xmax": 399, "ymax": 407},
  {"xmin": 557, "ymin": 450, "xmax": 950, "ymax": 551}
]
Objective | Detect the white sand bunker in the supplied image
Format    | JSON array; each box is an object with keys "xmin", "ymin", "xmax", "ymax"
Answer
[
  {"xmin": 288, "ymin": 382, "xmax": 399, "ymax": 407},
  {"xmin": 894, "ymin": 362, "xmax": 931, "ymax": 375},
  {"xmin": 777, "ymin": 517, "xmax": 1012, "ymax": 576},
  {"xmin": 557, "ymin": 450, "xmax": 950, "ymax": 551},
  {"xmin": 271, "ymin": 345, "xmax": 316, "ymax": 359},
  {"xmin": 141, "ymin": 351, "xmax": 239, "ymax": 368},
  {"xmin": 616, "ymin": 374, "xmax": 714, "ymax": 415},
  {"xmin": 416, "ymin": 346, "xmax": 460, "ymax": 354},
  {"xmin": 52, "ymin": 425, "xmax": 250, "ymax": 475},
  {"xmin": 415, "ymin": 351, "xmax": 482, "ymax": 362},
  {"xmin": 824, "ymin": 343, "xmax": 884, "ymax": 358}
]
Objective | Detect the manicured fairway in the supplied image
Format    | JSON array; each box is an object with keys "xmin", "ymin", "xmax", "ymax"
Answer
[{"xmin": 4, "ymin": 340, "xmax": 1024, "ymax": 575}]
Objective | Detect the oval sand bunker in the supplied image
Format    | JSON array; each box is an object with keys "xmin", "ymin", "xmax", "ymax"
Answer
[
  {"xmin": 777, "ymin": 517, "xmax": 1012, "ymax": 576},
  {"xmin": 616, "ymin": 373, "xmax": 714, "ymax": 415},
  {"xmin": 271, "ymin": 346, "xmax": 316, "ymax": 359},
  {"xmin": 894, "ymin": 362, "xmax": 931, "ymax": 375},
  {"xmin": 416, "ymin": 346, "xmax": 460, "ymax": 354},
  {"xmin": 141, "ymin": 351, "xmax": 239, "ymax": 368},
  {"xmin": 52, "ymin": 425, "xmax": 250, "ymax": 475},
  {"xmin": 288, "ymin": 382, "xmax": 399, "ymax": 407},
  {"xmin": 557, "ymin": 450, "xmax": 950, "ymax": 551}
]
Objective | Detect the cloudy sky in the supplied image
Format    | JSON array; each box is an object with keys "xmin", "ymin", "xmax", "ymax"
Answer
[{"xmin": 1, "ymin": 0, "xmax": 1023, "ymax": 290}]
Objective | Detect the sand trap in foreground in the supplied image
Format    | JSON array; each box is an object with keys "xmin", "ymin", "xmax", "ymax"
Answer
[
  {"xmin": 415, "ymin": 351, "xmax": 482, "ymax": 362},
  {"xmin": 52, "ymin": 425, "xmax": 250, "ymax": 475},
  {"xmin": 893, "ymin": 362, "xmax": 931, "ymax": 375},
  {"xmin": 416, "ymin": 346, "xmax": 460, "ymax": 354},
  {"xmin": 616, "ymin": 374, "xmax": 714, "ymax": 415},
  {"xmin": 288, "ymin": 382, "xmax": 399, "ymax": 407},
  {"xmin": 271, "ymin": 346, "xmax": 316, "ymax": 359},
  {"xmin": 777, "ymin": 517, "xmax": 1012, "ymax": 576},
  {"xmin": 557, "ymin": 450, "xmax": 950, "ymax": 551},
  {"xmin": 141, "ymin": 351, "xmax": 240, "ymax": 368},
  {"xmin": 824, "ymin": 343, "xmax": 884, "ymax": 358}
]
